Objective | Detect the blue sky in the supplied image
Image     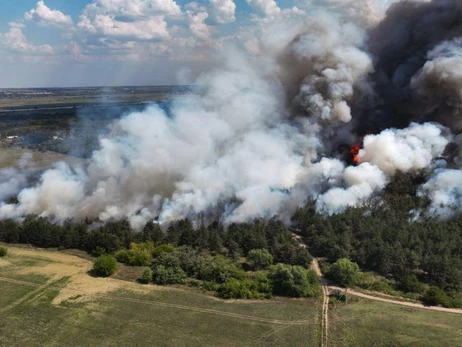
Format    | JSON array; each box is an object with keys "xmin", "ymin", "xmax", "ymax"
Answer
[
  {"xmin": 0, "ymin": 0, "xmax": 300, "ymax": 87},
  {"xmin": 0, "ymin": 0, "xmax": 387, "ymax": 87}
]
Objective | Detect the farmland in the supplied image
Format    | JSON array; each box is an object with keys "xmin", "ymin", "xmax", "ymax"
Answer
[
  {"xmin": 328, "ymin": 298, "xmax": 462, "ymax": 346},
  {"xmin": 0, "ymin": 245, "xmax": 320, "ymax": 347}
]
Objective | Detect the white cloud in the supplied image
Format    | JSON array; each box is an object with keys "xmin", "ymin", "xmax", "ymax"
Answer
[
  {"xmin": 187, "ymin": 11, "xmax": 212, "ymax": 40},
  {"xmin": 209, "ymin": 0, "xmax": 236, "ymax": 24},
  {"xmin": 246, "ymin": 0, "xmax": 281, "ymax": 17},
  {"xmin": 0, "ymin": 27, "xmax": 53, "ymax": 54},
  {"xmin": 82, "ymin": 0, "xmax": 182, "ymax": 19},
  {"xmin": 25, "ymin": 1, "xmax": 73, "ymax": 28},
  {"xmin": 77, "ymin": 0, "xmax": 179, "ymax": 41},
  {"xmin": 83, "ymin": 14, "xmax": 169, "ymax": 40}
]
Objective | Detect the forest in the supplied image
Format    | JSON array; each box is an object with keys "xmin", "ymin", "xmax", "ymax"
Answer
[{"xmin": 0, "ymin": 172, "xmax": 461, "ymax": 306}]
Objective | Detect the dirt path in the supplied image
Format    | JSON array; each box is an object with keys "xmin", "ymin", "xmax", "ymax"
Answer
[
  {"xmin": 311, "ymin": 259, "xmax": 329, "ymax": 347},
  {"xmin": 328, "ymin": 284, "xmax": 462, "ymax": 315},
  {"xmin": 293, "ymin": 227, "xmax": 462, "ymax": 318}
]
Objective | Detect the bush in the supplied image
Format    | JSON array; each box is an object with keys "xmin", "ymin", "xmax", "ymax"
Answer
[
  {"xmin": 152, "ymin": 244, "xmax": 176, "ymax": 257},
  {"xmin": 153, "ymin": 252, "xmax": 181, "ymax": 268},
  {"xmin": 151, "ymin": 252, "xmax": 187, "ymax": 285},
  {"xmin": 93, "ymin": 254, "xmax": 117, "ymax": 277},
  {"xmin": 140, "ymin": 268, "xmax": 153, "ymax": 284},
  {"xmin": 246, "ymin": 249, "xmax": 273, "ymax": 270},
  {"xmin": 329, "ymin": 258, "xmax": 360, "ymax": 288},
  {"xmin": 152, "ymin": 265, "xmax": 187, "ymax": 285},
  {"xmin": 219, "ymin": 276, "xmax": 271, "ymax": 299},
  {"xmin": 181, "ymin": 253, "xmax": 244, "ymax": 284},
  {"xmin": 422, "ymin": 286, "xmax": 451, "ymax": 307},
  {"xmin": 115, "ymin": 249, "xmax": 150, "ymax": 266},
  {"xmin": 270, "ymin": 264, "xmax": 321, "ymax": 298},
  {"xmin": 397, "ymin": 274, "xmax": 426, "ymax": 294},
  {"xmin": 0, "ymin": 246, "xmax": 7, "ymax": 257}
]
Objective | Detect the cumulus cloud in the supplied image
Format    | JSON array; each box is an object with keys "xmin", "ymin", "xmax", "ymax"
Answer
[
  {"xmin": 0, "ymin": 26, "xmax": 53, "ymax": 54},
  {"xmin": 208, "ymin": 0, "xmax": 236, "ymax": 24},
  {"xmin": 25, "ymin": 1, "xmax": 73, "ymax": 28},
  {"xmin": 76, "ymin": 0, "xmax": 181, "ymax": 41},
  {"xmin": 81, "ymin": 0, "xmax": 182, "ymax": 19},
  {"xmin": 80, "ymin": 14, "xmax": 169, "ymax": 41},
  {"xmin": 246, "ymin": 0, "xmax": 281, "ymax": 17}
]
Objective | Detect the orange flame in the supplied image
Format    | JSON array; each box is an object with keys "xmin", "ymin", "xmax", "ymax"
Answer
[{"xmin": 350, "ymin": 144, "xmax": 361, "ymax": 164}]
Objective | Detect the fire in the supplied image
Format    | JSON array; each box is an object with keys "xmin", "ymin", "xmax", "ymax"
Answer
[{"xmin": 350, "ymin": 144, "xmax": 362, "ymax": 164}]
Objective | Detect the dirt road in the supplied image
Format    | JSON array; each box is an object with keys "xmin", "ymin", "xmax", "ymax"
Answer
[
  {"xmin": 328, "ymin": 284, "xmax": 462, "ymax": 315},
  {"xmin": 311, "ymin": 259, "xmax": 329, "ymax": 347}
]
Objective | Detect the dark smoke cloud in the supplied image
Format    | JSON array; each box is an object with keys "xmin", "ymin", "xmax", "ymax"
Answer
[{"xmin": 364, "ymin": 0, "xmax": 462, "ymax": 132}]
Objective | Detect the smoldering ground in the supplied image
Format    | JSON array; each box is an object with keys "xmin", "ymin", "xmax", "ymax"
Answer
[{"xmin": 1, "ymin": 0, "xmax": 462, "ymax": 229}]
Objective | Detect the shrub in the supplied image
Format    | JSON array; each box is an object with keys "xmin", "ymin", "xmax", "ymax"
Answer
[
  {"xmin": 140, "ymin": 268, "xmax": 153, "ymax": 284},
  {"xmin": 0, "ymin": 246, "xmax": 7, "ymax": 257},
  {"xmin": 270, "ymin": 264, "xmax": 321, "ymax": 298},
  {"xmin": 219, "ymin": 273, "xmax": 273, "ymax": 299},
  {"xmin": 182, "ymin": 253, "xmax": 244, "ymax": 283},
  {"xmin": 246, "ymin": 249, "xmax": 273, "ymax": 270},
  {"xmin": 422, "ymin": 286, "xmax": 450, "ymax": 307},
  {"xmin": 153, "ymin": 252, "xmax": 181, "ymax": 268},
  {"xmin": 93, "ymin": 254, "xmax": 117, "ymax": 277},
  {"xmin": 115, "ymin": 249, "xmax": 150, "ymax": 266},
  {"xmin": 329, "ymin": 258, "xmax": 360, "ymax": 288},
  {"xmin": 152, "ymin": 265, "xmax": 187, "ymax": 285},
  {"xmin": 201, "ymin": 281, "xmax": 219, "ymax": 291},
  {"xmin": 397, "ymin": 274, "xmax": 426, "ymax": 294},
  {"xmin": 152, "ymin": 244, "xmax": 176, "ymax": 257}
]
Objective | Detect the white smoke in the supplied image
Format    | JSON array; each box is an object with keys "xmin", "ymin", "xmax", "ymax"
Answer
[
  {"xmin": 0, "ymin": 3, "xmax": 460, "ymax": 228},
  {"xmin": 316, "ymin": 123, "xmax": 451, "ymax": 214},
  {"xmin": 359, "ymin": 123, "xmax": 450, "ymax": 176},
  {"xmin": 419, "ymin": 169, "xmax": 462, "ymax": 218}
]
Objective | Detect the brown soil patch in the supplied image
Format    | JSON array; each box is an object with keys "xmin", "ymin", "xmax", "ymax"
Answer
[{"xmin": 8, "ymin": 247, "xmax": 167, "ymax": 305}]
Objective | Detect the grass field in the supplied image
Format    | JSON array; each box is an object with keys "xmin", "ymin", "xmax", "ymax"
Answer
[
  {"xmin": 0, "ymin": 148, "xmax": 86, "ymax": 170},
  {"xmin": 0, "ymin": 246, "xmax": 321, "ymax": 347},
  {"xmin": 329, "ymin": 298, "xmax": 462, "ymax": 346}
]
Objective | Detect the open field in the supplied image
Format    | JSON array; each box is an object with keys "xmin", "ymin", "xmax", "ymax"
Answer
[
  {"xmin": 0, "ymin": 86, "xmax": 185, "ymax": 110},
  {"xmin": 329, "ymin": 298, "xmax": 462, "ymax": 346},
  {"xmin": 0, "ymin": 246, "xmax": 321, "ymax": 347},
  {"xmin": 0, "ymin": 147, "xmax": 87, "ymax": 170}
]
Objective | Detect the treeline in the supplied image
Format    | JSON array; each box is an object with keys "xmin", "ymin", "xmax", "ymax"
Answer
[
  {"xmin": 0, "ymin": 216, "xmax": 319, "ymax": 299},
  {"xmin": 292, "ymin": 173, "xmax": 462, "ymax": 307}
]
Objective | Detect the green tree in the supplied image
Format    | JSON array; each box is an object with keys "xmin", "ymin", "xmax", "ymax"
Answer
[
  {"xmin": 93, "ymin": 254, "xmax": 117, "ymax": 277},
  {"xmin": 142, "ymin": 222, "xmax": 165, "ymax": 243},
  {"xmin": 246, "ymin": 249, "xmax": 273, "ymax": 270},
  {"xmin": 270, "ymin": 264, "xmax": 321, "ymax": 298},
  {"xmin": 329, "ymin": 258, "xmax": 360, "ymax": 288}
]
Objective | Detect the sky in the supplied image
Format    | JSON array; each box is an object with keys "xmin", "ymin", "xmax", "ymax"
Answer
[{"xmin": 0, "ymin": 0, "xmax": 397, "ymax": 88}]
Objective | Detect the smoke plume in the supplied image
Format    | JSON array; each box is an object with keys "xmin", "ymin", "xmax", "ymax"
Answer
[{"xmin": 2, "ymin": 0, "xmax": 462, "ymax": 228}]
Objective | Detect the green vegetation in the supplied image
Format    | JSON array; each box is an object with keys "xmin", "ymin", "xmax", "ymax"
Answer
[
  {"xmin": 0, "ymin": 216, "xmax": 317, "ymax": 300},
  {"xmin": 0, "ymin": 245, "xmax": 7, "ymax": 257},
  {"xmin": 329, "ymin": 298, "xmax": 462, "ymax": 346},
  {"xmin": 93, "ymin": 254, "xmax": 117, "ymax": 277},
  {"xmin": 328, "ymin": 258, "xmax": 360, "ymax": 288},
  {"xmin": 270, "ymin": 264, "xmax": 321, "ymax": 298},
  {"xmin": 0, "ymin": 246, "xmax": 320, "ymax": 347},
  {"xmin": 292, "ymin": 172, "xmax": 462, "ymax": 306},
  {"xmin": 246, "ymin": 248, "xmax": 273, "ymax": 270},
  {"xmin": 140, "ymin": 268, "xmax": 153, "ymax": 284}
]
